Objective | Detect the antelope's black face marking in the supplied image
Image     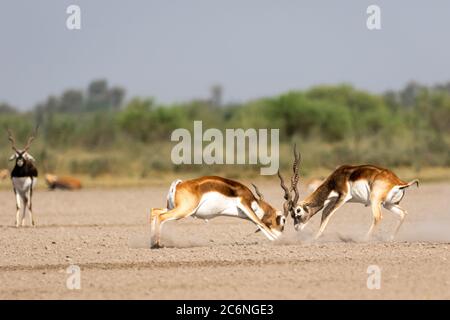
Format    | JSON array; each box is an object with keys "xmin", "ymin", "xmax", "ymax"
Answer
[
  {"xmin": 292, "ymin": 205, "xmax": 309, "ymax": 231},
  {"xmin": 11, "ymin": 152, "xmax": 25, "ymax": 167},
  {"xmin": 276, "ymin": 214, "xmax": 287, "ymax": 232},
  {"xmin": 18, "ymin": 153, "xmax": 26, "ymax": 167},
  {"xmin": 292, "ymin": 205, "xmax": 304, "ymax": 218},
  {"xmin": 10, "ymin": 151, "xmax": 35, "ymax": 167}
]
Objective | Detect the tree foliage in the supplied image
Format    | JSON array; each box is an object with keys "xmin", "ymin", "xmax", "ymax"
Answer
[{"xmin": 2, "ymin": 81, "xmax": 449, "ymax": 176}]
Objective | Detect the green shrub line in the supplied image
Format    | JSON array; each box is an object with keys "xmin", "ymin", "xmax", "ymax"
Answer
[{"xmin": 1, "ymin": 81, "xmax": 449, "ymax": 179}]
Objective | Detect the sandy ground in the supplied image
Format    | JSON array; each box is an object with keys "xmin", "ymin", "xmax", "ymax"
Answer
[{"xmin": 0, "ymin": 181, "xmax": 449, "ymax": 299}]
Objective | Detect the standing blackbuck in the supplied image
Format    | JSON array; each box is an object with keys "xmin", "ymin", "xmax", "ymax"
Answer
[
  {"xmin": 290, "ymin": 165, "xmax": 419, "ymax": 240},
  {"xmin": 7, "ymin": 128, "xmax": 38, "ymax": 227},
  {"xmin": 149, "ymin": 146, "xmax": 301, "ymax": 248}
]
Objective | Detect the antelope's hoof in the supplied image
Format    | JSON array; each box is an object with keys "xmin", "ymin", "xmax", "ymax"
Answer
[{"xmin": 151, "ymin": 243, "xmax": 164, "ymax": 249}]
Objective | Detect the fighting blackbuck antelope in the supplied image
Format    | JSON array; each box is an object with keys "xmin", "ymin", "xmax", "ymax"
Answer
[
  {"xmin": 7, "ymin": 128, "xmax": 38, "ymax": 227},
  {"xmin": 149, "ymin": 146, "xmax": 301, "ymax": 248},
  {"xmin": 291, "ymin": 165, "xmax": 419, "ymax": 240}
]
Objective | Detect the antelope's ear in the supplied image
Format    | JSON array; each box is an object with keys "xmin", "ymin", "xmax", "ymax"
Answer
[{"xmin": 9, "ymin": 154, "xmax": 16, "ymax": 161}]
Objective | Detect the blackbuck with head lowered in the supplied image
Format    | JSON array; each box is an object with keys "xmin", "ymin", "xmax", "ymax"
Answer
[
  {"xmin": 149, "ymin": 147, "xmax": 301, "ymax": 248},
  {"xmin": 290, "ymin": 164, "xmax": 419, "ymax": 240},
  {"xmin": 7, "ymin": 128, "xmax": 38, "ymax": 227}
]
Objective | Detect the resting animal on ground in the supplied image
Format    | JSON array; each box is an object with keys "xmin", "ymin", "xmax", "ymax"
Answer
[
  {"xmin": 45, "ymin": 174, "xmax": 82, "ymax": 190},
  {"xmin": 0, "ymin": 169, "xmax": 8, "ymax": 180}
]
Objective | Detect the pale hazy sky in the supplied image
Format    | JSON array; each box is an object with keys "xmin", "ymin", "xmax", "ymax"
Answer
[{"xmin": 1, "ymin": 0, "xmax": 449, "ymax": 110}]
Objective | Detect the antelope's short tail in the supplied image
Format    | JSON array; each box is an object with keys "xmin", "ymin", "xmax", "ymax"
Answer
[{"xmin": 399, "ymin": 179, "xmax": 419, "ymax": 189}]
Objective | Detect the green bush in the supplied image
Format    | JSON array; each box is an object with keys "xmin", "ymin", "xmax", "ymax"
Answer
[{"xmin": 1, "ymin": 82, "xmax": 449, "ymax": 178}]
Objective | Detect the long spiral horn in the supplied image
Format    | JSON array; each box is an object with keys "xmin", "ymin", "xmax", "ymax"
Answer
[
  {"xmin": 6, "ymin": 128, "xmax": 18, "ymax": 152},
  {"xmin": 23, "ymin": 125, "xmax": 39, "ymax": 152},
  {"xmin": 291, "ymin": 144, "xmax": 301, "ymax": 206}
]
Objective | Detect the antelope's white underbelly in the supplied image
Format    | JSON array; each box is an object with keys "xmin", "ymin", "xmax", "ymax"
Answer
[
  {"xmin": 12, "ymin": 177, "xmax": 37, "ymax": 194},
  {"xmin": 349, "ymin": 180, "xmax": 371, "ymax": 205},
  {"xmin": 193, "ymin": 192, "xmax": 245, "ymax": 220}
]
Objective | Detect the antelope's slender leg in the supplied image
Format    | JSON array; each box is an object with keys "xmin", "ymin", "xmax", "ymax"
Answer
[
  {"xmin": 150, "ymin": 208, "xmax": 166, "ymax": 247},
  {"xmin": 366, "ymin": 181, "xmax": 391, "ymax": 240},
  {"xmin": 151, "ymin": 204, "xmax": 197, "ymax": 249},
  {"xmin": 384, "ymin": 203, "xmax": 407, "ymax": 240},
  {"xmin": 314, "ymin": 195, "xmax": 347, "ymax": 240},
  {"xmin": 22, "ymin": 195, "xmax": 28, "ymax": 227},
  {"xmin": 366, "ymin": 200, "xmax": 383, "ymax": 239},
  {"xmin": 150, "ymin": 208, "xmax": 166, "ymax": 224},
  {"xmin": 29, "ymin": 186, "xmax": 35, "ymax": 226},
  {"xmin": 14, "ymin": 190, "xmax": 21, "ymax": 228}
]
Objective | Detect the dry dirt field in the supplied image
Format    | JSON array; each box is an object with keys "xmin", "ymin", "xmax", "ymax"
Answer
[{"xmin": 0, "ymin": 181, "xmax": 449, "ymax": 299}]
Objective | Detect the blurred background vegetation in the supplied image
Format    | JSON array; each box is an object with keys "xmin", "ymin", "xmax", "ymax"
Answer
[{"xmin": 1, "ymin": 79, "xmax": 449, "ymax": 186}]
